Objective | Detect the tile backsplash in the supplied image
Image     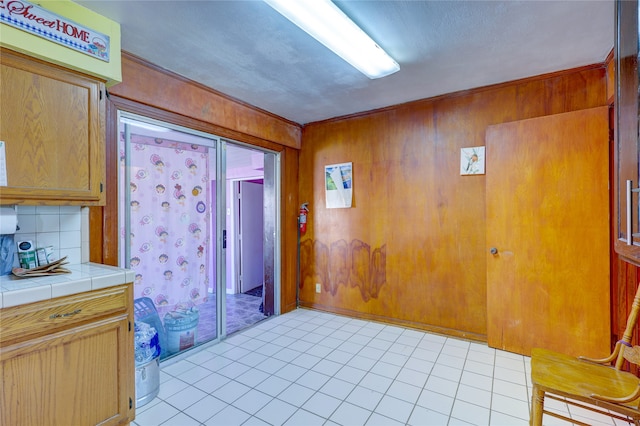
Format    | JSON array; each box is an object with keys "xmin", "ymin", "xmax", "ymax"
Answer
[{"xmin": 12, "ymin": 206, "xmax": 89, "ymax": 267}]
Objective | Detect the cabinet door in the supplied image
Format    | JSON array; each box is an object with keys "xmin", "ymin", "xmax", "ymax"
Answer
[
  {"xmin": 0, "ymin": 315, "xmax": 133, "ymax": 426},
  {"xmin": 0, "ymin": 48, "xmax": 105, "ymax": 205}
]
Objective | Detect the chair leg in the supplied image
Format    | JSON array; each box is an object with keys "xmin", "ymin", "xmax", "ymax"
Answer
[{"xmin": 530, "ymin": 385, "xmax": 544, "ymax": 426}]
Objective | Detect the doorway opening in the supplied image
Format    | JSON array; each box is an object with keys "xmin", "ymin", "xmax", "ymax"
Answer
[{"xmin": 117, "ymin": 113, "xmax": 280, "ymax": 360}]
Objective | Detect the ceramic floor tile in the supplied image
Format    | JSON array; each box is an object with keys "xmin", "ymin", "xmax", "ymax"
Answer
[
  {"xmin": 162, "ymin": 360, "xmax": 197, "ymax": 377},
  {"xmin": 134, "ymin": 401, "xmax": 180, "ymax": 426},
  {"xmin": 357, "ymin": 346, "xmax": 386, "ymax": 361},
  {"xmin": 370, "ymin": 360, "xmax": 401, "ymax": 379},
  {"xmin": 157, "ymin": 377, "xmax": 190, "ymax": 400},
  {"xmin": 460, "ymin": 370, "xmax": 493, "ymax": 391},
  {"xmin": 290, "ymin": 352, "xmax": 323, "ymax": 369},
  {"xmin": 424, "ymin": 375, "xmax": 458, "ymax": 398},
  {"xmin": 330, "ymin": 401, "xmax": 372, "ymax": 426},
  {"xmin": 334, "ymin": 365, "xmax": 367, "ymax": 384},
  {"xmin": 492, "ymin": 377, "xmax": 528, "ymax": 401},
  {"xmin": 319, "ymin": 377, "xmax": 356, "ymax": 400},
  {"xmin": 160, "ymin": 411, "xmax": 201, "ymax": 426},
  {"xmin": 431, "ymin": 363, "xmax": 463, "ymax": 382},
  {"xmin": 326, "ymin": 349, "xmax": 355, "ymax": 364},
  {"xmin": 182, "ymin": 395, "xmax": 227, "ymax": 423},
  {"xmin": 450, "ymin": 399, "xmax": 491, "ymax": 425},
  {"xmin": 200, "ymin": 355, "xmax": 234, "ymax": 372},
  {"xmin": 296, "ymin": 370, "xmax": 331, "ymax": 391},
  {"xmin": 359, "ymin": 372, "xmax": 393, "ymax": 393},
  {"xmin": 237, "ymin": 351, "xmax": 269, "ymax": 367},
  {"xmin": 490, "ymin": 393, "xmax": 530, "ymax": 420},
  {"xmin": 141, "ymin": 309, "xmax": 549, "ymax": 426},
  {"xmin": 203, "ymin": 405, "xmax": 251, "ymax": 426},
  {"xmin": 437, "ymin": 353, "xmax": 467, "ymax": 369},
  {"xmin": 367, "ymin": 338, "xmax": 394, "ymax": 351},
  {"xmin": 416, "ymin": 389, "xmax": 454, "ymax": 415},
  {"xmin": 395, "ymin": 367, "xmax": 429, "ymax": 388},
  {"xmin": 302, "ymin": 391, "xmax": 342, "ymax": 418},
  {"xmin": 386, "ymin": 380, "xmax": 422, "ymax": 404},
  {"xmin": 411, "ymin": 347, "xmax": 440, "ymax": 362},
  {"xmin": 164, "ymin": 385, "xmax": 207, "ymax": 411},
  {"xmin": 403, "ymin": 357, "xmax": 434, "ymax": 374},
  {"xmin": 347, "ymin": 354, "xmax": 378, "ymax": 371},
  {"xmin": 272, "ymin": 347, "xmax": 303, "ymax": 363},
  {"xmin": 217, "ymin": 361, "xmax": 252, "ymax": 379},
  {"xmin": 408, "ymin": 405, "xmax": 450, "ymax": 426},
  {"xmin": 255, "ymin": 398, "xmax": 298, "ymax": 425},
  {"xmin": 174, "ymin": 365, "xmax": 214, "ymax": 384},
  {"xmin": 277, "ymin": 382, "xmax": 315, "ymax": 407},
  {"xmin": 441, "ymin": 344, "xmax": 470, "ymax": 360},
  {"xmin": 379, "ymin": 351, "xmax": 409, "ymax": 367},
  {"xmin": 192, "ymin": 371, "xmax": 230, "ymax": 394},
  {"xmin": 345, "ymin": 385, "xmax": 385, "ymax": 411},
  {"xmin": 493, "ymin": 366, "xmax": 527, "ymax": 386},
  {"xmin": 283, "ymin": 408, "xmax": 326, "ymax": 426},
  {"xmin": 337, "ymin": 341, "xmax": 364, "ymax": 354},
  {"xmin": 311, "ymin": 358, "xmax": 343, "ymax": 376},
  {"xmin": 274, "ymin": 363, "xmax": 308, "ymax": 381},
  {"xmin": 374, "ymin": 394, "xmax": 414, "ymax": 424},
  {"xmin": 366, "ymin": 412, "xmax": 405, "ymax": 426},
  {"xmin": 231, "ymin": 388, "xmax": 273, "ymax": 415},
  {"xmin": 456, "ymin": 383, "xmax": 492, "ymax": 407},
  {"xmin": 211, "ymin": 380, "xmax": 252, "ymax": 404},
  {"xmin": 235, "ymin": 368, "xmax": 271, "ymax": 388},
  {"xmin": 489, "ymin": 410, "xmax": 529, "ymax": 426}
]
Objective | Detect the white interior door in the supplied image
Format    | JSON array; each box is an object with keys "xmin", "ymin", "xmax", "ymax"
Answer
[{"xmin": 238, "ymin": 181, "xmax": 264, "ymax": 293}]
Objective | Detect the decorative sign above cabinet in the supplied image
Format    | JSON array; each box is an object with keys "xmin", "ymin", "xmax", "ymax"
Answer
[{"xmin": 0, "ymin": 0, "xmax": 110, "ymax": 62}]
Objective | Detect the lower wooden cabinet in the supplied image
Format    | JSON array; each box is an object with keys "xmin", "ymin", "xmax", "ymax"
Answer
[{"xmin": 0, "ymin": 284, "xmax": 135, "ymax": 426}]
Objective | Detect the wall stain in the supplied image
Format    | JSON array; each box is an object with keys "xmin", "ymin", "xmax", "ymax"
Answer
[{"xmin": 300, "ymin": 238, "xmax": 387, "ymax": 302}]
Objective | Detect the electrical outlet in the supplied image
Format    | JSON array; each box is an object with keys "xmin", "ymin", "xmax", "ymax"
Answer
[{"xmin": 315, "ymin": 283, "xmax": 321, "ymax": 293}]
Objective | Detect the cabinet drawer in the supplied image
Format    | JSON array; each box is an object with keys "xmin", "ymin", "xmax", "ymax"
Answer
[{"xmin": 0, "ymin": 284, "xmax": 131, "ymax": 346}]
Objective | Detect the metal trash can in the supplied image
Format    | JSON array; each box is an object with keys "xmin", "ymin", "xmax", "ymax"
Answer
[
  {"xmin": 134, "ymin": 321, "xmax": 161, "ymax": 407},
  {"xmin": 135, "ymin": 356, "xmax": 160, "ymax": 407}
]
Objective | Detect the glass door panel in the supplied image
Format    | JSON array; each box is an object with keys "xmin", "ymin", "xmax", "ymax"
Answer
[{"xmin": 118, "ymin": 113, "xmax": 220, "ymax": 360}]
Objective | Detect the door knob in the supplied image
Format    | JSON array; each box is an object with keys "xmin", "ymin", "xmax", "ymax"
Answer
[{"xmin": 490, "ymin": 247, "xmax": 498, "ymax": 255}]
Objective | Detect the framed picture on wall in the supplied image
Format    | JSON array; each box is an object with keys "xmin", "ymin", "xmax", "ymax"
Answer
[{"xmin": 460, "ymin": 146, "xmax": 485, "ymax": 175}]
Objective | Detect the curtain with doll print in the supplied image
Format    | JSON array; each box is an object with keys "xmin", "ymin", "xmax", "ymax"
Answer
[{"xmin": 121, "ymin": 133, "xmax": 211, "ymax": 322}]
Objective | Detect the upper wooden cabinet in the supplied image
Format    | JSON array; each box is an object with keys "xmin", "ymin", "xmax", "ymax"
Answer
[
  {"xmin": 614, "ymin": 0, "xmax": 640, "ymax": 263},
  {"xmin": 0, "ymin": 48, "xmax": 105, "ymax": 205}
]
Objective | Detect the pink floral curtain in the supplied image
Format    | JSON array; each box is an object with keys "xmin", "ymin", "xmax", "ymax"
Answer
[{"xmin": 120, "ymin": 133, "xmax": 211, "ymax": 317}]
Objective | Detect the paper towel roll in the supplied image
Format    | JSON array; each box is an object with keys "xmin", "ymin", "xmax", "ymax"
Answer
[{"xmin": 0, "ymin": 206, "xmax": 17, "ymax": 234}]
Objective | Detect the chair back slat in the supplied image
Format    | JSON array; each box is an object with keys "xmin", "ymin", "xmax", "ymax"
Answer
[{"xmin": 616, "ymin": 284, "xmax": 640, "ymax": 370}]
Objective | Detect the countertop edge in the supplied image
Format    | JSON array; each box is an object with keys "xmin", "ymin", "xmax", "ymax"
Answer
[{"xmin": 0, "ymin": 263, "xmax": 134, "ymax": 308}]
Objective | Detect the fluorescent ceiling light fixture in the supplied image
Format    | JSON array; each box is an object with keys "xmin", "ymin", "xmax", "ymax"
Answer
[{"xmin": 264, "ymin": 0, "xmax": 400, "ymax": 79}]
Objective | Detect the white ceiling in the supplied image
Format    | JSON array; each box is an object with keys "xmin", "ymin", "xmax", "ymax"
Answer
[{"xmin": 76, "ymin": 0, "xmax": 614, "ymax": 125}]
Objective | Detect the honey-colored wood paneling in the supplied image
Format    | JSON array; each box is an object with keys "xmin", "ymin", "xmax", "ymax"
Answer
[
  {"xmin": 90, "ymin": 56, "xmax": 300, "ymax": 315},
  {"xmin": 108, "ymin": 53, "xmax": 301, "ymax": 149},
  {"xmin": 299, "ymin": 65, "xmax": 608, "ymax": 339}
]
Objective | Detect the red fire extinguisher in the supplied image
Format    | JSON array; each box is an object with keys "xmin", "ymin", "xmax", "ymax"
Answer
[{"xmin": 299, "ymin": 203, "xmax": 309, "ymax": 234}]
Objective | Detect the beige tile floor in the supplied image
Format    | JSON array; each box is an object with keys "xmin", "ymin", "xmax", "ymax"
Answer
[{"xmin": 132, "ymin": 308, "xmax": 626, "ymax": 426}]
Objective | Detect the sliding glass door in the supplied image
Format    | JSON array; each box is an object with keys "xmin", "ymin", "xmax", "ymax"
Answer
[
  {"xmin": 118, "ymin": 113, "xmax": 280, "ymax": 360},
  {"xmin": 119, "ymin": 113, "xmax": 222, "ymax": 359}
]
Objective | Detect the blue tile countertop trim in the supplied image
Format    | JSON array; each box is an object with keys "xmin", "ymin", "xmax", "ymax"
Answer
[{"xmin": 0, "ymin": 263, "xmax": 135, "ymax": 308}]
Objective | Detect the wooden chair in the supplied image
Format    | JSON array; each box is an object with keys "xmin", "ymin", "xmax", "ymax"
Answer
[{"xmin": 530, "ymin": 284, "xmax": 640, "ymax": 426}]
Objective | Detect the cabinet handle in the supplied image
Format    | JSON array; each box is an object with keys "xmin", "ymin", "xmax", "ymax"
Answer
[{"xmin": 49, "ymin": 309, "xmax": 82, "ymax": 319}]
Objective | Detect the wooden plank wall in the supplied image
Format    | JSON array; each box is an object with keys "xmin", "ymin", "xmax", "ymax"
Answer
[
  {"xmin": 89, "ymin": 53, "xmax": 301, "ymax": 314},
  {"xmin": 299, "ymin": 65, "xmax": 609, "ymax": 340}
]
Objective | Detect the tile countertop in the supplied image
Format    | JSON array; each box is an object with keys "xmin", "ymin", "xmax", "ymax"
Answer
[{"xmin": 0, "ymin": 263, "xmax": 135, "ymax": 309}]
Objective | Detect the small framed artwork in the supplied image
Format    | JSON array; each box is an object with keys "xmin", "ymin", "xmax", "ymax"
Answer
[{"xmin": 460, "ymin": 146, "xmax": 485, "ymax": 175}]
